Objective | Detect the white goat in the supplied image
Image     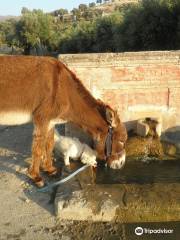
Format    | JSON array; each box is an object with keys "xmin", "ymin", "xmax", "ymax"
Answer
[{"xmin": 54, "ymin": 129, "xmax": 97, "ymax": 167}]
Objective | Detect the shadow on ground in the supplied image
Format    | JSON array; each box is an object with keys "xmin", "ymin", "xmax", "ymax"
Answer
[{"xmin": 0, "ymin": 124, "xmax": 63, "ymax": 215}]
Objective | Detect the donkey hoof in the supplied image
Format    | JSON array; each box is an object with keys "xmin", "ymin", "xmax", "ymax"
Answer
[
  {"xmin": 28, "ymin": 174, "xmax": 44, "ymax": 187},
  {"xmin": 34, "ymin": 177, "xmax": 45, "ymax": 188},
  {"xmin": 27, "ymin": 169, "xmax": 45, "ymax": 187}
]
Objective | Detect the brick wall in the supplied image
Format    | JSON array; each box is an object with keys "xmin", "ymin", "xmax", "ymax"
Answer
[{"xmin": 59, "ymin": 51, "xmax": 180, "ymax": 135}]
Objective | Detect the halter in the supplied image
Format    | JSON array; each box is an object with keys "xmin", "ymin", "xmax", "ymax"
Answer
[
  {"xmin": 104, "ymin": 126, "xmax": 125, "ymax": 161},
  {"xmin": 105, "ymin": 126, "xmax": 113, "ymax": 159}
]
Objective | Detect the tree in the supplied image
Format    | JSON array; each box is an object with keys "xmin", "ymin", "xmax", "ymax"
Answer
[
  {"xmin": 89, "ymin": 2, "xmax": 96, "ymax": 8},
  {"xmin": 82, "ymin": 10, "xmax": 94, "ymax": 20},
  {"xmin": 71, "ymin": 8, "xmax": 81, "ymax": 21},
  {"xmin": 2, "ymin": 0, "xmax": 180, "ymax": 55},
  {"xmin": 115, "ymin": 0, "xmax": 180, "ymax": 51},
  {"xmin": 21, "ymin": 7, "xmax": 30, "ymax": 14},
  {"xmin": 17, "ymin": 9, "xmax": 55, "ymax": 54},
  {"xmin": 0, "ymin": 30, "xmax": 5, "ymax": 45},
  {"xmin": 59, "ymin": 21, "xmax": 97, "ymax": 53},
  {"xmin": 78, "ymin": 4, "xmax": 88, "ymax": 12},
  {"xmin": 53, "ymin": 8, "xmax": 68, "ymax": 16},
  {"xmin": 96, "ymin": 0, "xmax": 102, "ymax": 4},
  {"xmin": 94, "ymin": 14, "xmax": 121, "ymax": 52},
  {"xmin": 0, "ymin": 19, "xmax": 19, "ymax": 50}
]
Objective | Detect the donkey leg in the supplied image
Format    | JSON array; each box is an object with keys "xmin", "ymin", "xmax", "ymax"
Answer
[
  {"xmin": 42, "ymin": 127, "xmax": 58, "ymax": 176},
  {"xmin": 28, "ymin": 125, "xmax": 47, "ymax": 187}
]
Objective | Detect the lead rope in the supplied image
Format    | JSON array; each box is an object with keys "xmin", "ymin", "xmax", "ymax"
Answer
[{"xmin": 37, "ymin": 164, "xmax": 89, "ymax": 193}]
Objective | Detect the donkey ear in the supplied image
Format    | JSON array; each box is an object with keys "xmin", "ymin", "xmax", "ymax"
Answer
[{"xmin": 106, "ymin": 107, "xmax": 117, "ymax": 127}]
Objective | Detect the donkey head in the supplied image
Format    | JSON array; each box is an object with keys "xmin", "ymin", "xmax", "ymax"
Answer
[{"xmin": 95, "ymin": 105, "xmax": 127, "ymax": 169}]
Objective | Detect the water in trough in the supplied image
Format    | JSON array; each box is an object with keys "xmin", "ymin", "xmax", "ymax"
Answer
[{"xmin": 96, "ymin": 159, "xmax": 180, "ymax": 184}]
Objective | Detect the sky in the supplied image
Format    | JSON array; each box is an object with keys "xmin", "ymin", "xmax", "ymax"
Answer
[{"xmin": 0, "ymin": 0, "xmax": 95, "ymax": 16}]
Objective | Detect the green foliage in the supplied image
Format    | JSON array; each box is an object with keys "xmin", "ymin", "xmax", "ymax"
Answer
[
  {"xmin": 59, "ymin": 21, "xmax": 96, "ymax": 53},
  {"xmin": 2, "ymin": 0, "xmax": 180, "ymax": 54},
  {"xmin": 59, "ymin": 13, "xmax": 123, "ymax": 53},
  {"xmin": 115, "ymin": 0, "xmax": 180, "ymax": 51},
  {"xmin": 96, "ymin": 0, "xmax": 102, "ymax": 4},
  {"xmin": 16, "ymin": 9, "xmax": 55, "ymax": 53},
  {"xmin": 21, "ymin": 7, "xmax": 30, "ymax": 15},
  {"xmin": 51, "ymin": 8, "xmax": 68, "ymax": 16},
  {"xmin": 78, "ymin": 4, "xmax": 88, "ymax": 11},
  {"xmin": 0, "ymin": 19, "xmax": 19, "ymax": 47},
  {"xmin": 71, "ymin": 8, "xmax": 81, "ymax": 21},
  {"xmin": 0, "ymin": 33, "xmax": 4, "ymax": 45},
  {"xmin": 94, "ymin": 14, "xmax": 122, "ymax": 52},
  {"xmin": 89, "ymin": 2, "xmax": 96, "ymax": 8},
  {"xmin": 59, "ymin": 0, "xmax": 180, "ymax": 53}
]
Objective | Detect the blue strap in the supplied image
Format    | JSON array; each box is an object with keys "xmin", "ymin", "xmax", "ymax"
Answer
[{"xmin": 37, "ymin": 165, "xmax": 89, "ymax": 193}]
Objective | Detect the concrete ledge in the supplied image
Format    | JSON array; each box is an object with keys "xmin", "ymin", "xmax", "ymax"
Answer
[
  {"xmin": 55, "ymin": 181, "xmax": 180, "ymax": 223},
  {"xmin": 136, "ymin": 119, "xmax": 150, "ymax": 137}
]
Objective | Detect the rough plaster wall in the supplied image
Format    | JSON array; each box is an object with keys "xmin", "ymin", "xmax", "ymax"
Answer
[{"xmin": 59, "ymin": 51, "xmax": 180, "ymax": 135}]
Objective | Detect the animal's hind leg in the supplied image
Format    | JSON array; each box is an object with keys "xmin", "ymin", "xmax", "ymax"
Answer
[
  {"xmin": 42, "ymin": 127, "xmax": 58, "ymax": 176},
  {"xmin": 28, "ymin": 125, "xmax": 47, "ymax": 187}
]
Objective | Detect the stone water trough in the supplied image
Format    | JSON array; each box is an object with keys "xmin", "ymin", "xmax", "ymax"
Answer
[{"xmin": 54, "ymin": 118, "xmax": 180, "ymax": 223}]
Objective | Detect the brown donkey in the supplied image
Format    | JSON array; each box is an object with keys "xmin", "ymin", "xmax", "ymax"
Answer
[{"xmin": 0, "ymin": 56, "xmax": 127, "ymax": 187}]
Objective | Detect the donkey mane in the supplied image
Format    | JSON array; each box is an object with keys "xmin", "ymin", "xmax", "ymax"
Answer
[{"xmin": 60, "ymin": 62, "xmax": 110, "ymax": 123}]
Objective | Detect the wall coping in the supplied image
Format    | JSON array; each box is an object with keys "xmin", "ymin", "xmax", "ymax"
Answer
[{"xmin": 59, "ymin": 51, "xmax": 180, "ymax": 67}]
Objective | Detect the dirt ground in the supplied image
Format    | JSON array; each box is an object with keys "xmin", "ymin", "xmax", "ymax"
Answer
[
  {"xmin": 0, "ymin": 124, "xmax": 179, "ymax": 240},
  {"xmin": 0, "ymin": 124, "xmax": 125, "ymax": 240}
]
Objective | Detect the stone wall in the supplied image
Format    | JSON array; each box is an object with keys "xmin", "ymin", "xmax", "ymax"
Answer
[{"xmin": 59, "ymin": 51, "xmax": 180, "ymax": 140}]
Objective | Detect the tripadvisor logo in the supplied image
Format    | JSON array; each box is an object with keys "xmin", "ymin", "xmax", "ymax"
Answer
[
  {"xmin": 135, "ymin": 227, "xmax": 143, "ymax": 236},
  {"xmin": 135, "ymin": 226, "xmax": 173, "ymax": 235}
]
